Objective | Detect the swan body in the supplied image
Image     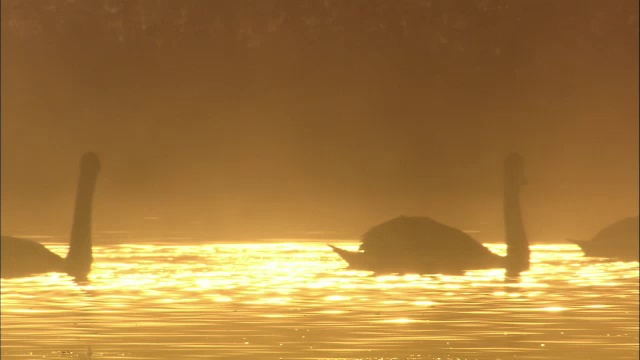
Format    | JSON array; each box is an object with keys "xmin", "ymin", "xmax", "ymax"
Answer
[
  {"xmin": 1, "ymin": 236, "xmax": 66, "ymax": 277},
  {"xmin": 1, "ymin": 152, "xmax": 100, "ymax": 280},
  {"xmin": 568, "ymin": 216, "xmax": 639, "ymax": 261},
  {"xmin": 330, "ymin": 153, "xmax": 529, "ymax": 276}
]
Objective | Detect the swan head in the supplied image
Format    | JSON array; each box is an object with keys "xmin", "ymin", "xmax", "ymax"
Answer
[
  {"xmin": 505, "ymin": 152, "xmax": 526, "ymax": 187},
  {"xmin": 80, "ymin": 152, "xmax": 101, "ymax": 176}
]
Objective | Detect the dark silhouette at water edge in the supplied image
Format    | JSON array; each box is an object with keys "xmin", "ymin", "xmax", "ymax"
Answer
[
  {"xmin": 567, "ymin": 216, "xmax": 639, "ymax": 261},
  {"xmin": 330, "ymin": 153, "xmax": 530, "ymax": 277},
  {"xmin": 1, "ymin": 152, "xmax": 101, "ymax": 281}
]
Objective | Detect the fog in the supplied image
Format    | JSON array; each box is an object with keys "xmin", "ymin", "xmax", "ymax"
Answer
[{"xmin": 1, "ymin": 0, "xmax": 638, "ymax": 242}]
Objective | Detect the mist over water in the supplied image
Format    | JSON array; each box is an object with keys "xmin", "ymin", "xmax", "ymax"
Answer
[
  {"xmin": 1, "ymin": 240, "xmax": 638, "ymax": 359},
  {"xmin": 1, "ymin": 1, "xmax": 638, "ymax": 241}
]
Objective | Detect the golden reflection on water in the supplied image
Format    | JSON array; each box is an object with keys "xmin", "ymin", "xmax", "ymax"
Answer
[{"xmin": 1, "ymin": 241, "xmax": 638, "ymax": 359}]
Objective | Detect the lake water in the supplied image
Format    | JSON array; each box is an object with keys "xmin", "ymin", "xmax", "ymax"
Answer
[{"xmin": 1, "ymin": 240, "xmax": 638, "ymax": 360}]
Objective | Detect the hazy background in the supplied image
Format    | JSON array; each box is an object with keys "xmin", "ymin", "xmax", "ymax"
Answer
[{"xmin": 1, "ymin": 0, "xmax": 638, "ymax": 242}]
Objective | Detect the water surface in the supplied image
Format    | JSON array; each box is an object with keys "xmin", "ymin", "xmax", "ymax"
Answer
[{"xmin": 1, "ymin": 241, "xmax": 638, "ymax": 359}]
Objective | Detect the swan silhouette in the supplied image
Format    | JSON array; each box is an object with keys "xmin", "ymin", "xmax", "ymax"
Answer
[
  {"xmin": 329, "ymin": 153, "xmax": 529, "ymax": 276},
  {"xmin": 567, "ymin": 216, "xmax": 639, "ymax": 261},
  {"xmin": 1, "ymin": 152, "xmax": 100, "ymax": 280}
]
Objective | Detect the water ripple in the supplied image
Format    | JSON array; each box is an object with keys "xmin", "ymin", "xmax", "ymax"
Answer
[{"xmin": 1, "ymin": 242, "xmax": 638, "ymax": 360}]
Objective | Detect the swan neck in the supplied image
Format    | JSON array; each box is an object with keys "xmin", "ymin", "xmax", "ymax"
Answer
[
  {"xmin": 65, "ymin": 168, "xmax": 98, "ymax": 279},
  {"xmin": 504, "ymin": 180, "xmax": 529, "ymax": 275}
]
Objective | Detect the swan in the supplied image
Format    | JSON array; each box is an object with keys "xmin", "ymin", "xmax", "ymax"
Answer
[
  {"xmin": 1, "ymin": 152, "xmax": 101, "ymax": 280},
  {"xmin": 567, "ymin": 216, "xmax": 639, "ymax": 261},
  {"xmin": 329, "ymin": 153, "xmax": 530, "ymax": 276}
]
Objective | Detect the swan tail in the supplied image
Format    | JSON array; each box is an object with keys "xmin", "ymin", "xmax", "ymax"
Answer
[
  {"xmin": 328, "ymin": 244, "xmax": 348, "ymax": 256},
  {"xmin": 328, "ymin": 244, "xmax": 355, "ymax": 262},
  {"xmin": 328, "ymin": 244, "xmax": 371, "ymax": 270}
]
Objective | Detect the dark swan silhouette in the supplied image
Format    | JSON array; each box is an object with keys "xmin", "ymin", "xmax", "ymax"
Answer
[
  {"xmin": 567, "ymin": 216, "xmax": 639, "ymax": 261},
  {"xmin": 329, "ymin": 153, "xmax": 530, "ymax": 276},
  {"xmin": 1, "ymin": 152, "xmax": 100, "ymax": 280}
]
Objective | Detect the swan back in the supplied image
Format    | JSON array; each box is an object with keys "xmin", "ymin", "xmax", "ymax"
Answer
[{"xmin": 360, "ymin": 216, "xmax": 499, "ymax": 263}]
